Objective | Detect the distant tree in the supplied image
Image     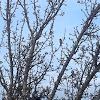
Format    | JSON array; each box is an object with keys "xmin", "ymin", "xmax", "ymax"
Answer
[{"xmin": 0, "ymin": 0, "xmax": 100, "ymax": 100}]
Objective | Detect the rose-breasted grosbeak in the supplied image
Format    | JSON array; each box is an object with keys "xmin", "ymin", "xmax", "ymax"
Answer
[{"xmin": 59, "ymin": 39, "xmax": 62, "ymax": 46}]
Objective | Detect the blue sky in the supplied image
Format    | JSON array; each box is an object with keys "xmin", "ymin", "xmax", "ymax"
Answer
[{"xmin": 0, "ymin": 0, "xmax": 100, "ymax": 99}]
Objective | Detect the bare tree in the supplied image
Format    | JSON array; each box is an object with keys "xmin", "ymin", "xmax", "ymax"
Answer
[{"xmin": 0, "ymin": 0, "xmax": 100, "ymax": 100}]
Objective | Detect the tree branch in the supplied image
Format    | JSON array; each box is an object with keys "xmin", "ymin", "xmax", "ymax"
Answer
[
  {"xmin": 6, "ymin": 0, "xmax": 13, "ymax": 98},
  {"xmin": 75, "ymin": 63, "xmax": 100, "ymax": 100},
  {"xmin": 49, "ymin": 3, "xmax": 100, "ymax": 100},
  {"xmin": 0, "ymin": 68, "xmax": 8, "ymax": 92}
]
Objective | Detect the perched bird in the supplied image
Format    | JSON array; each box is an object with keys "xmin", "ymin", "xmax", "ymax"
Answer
[{"xmin": 59, "ymin": 39, "xmax": 62, "ymax": 46}]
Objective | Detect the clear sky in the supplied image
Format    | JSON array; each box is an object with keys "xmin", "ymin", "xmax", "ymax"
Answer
[{"xmin": 0, "ymin": 0, "xmax": 100, "ymax": 99}]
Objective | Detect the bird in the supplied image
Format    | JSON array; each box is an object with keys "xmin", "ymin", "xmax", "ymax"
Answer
[{"xmin": 59, "ymin": 39, "xmax": 62, "ymax": 46}]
